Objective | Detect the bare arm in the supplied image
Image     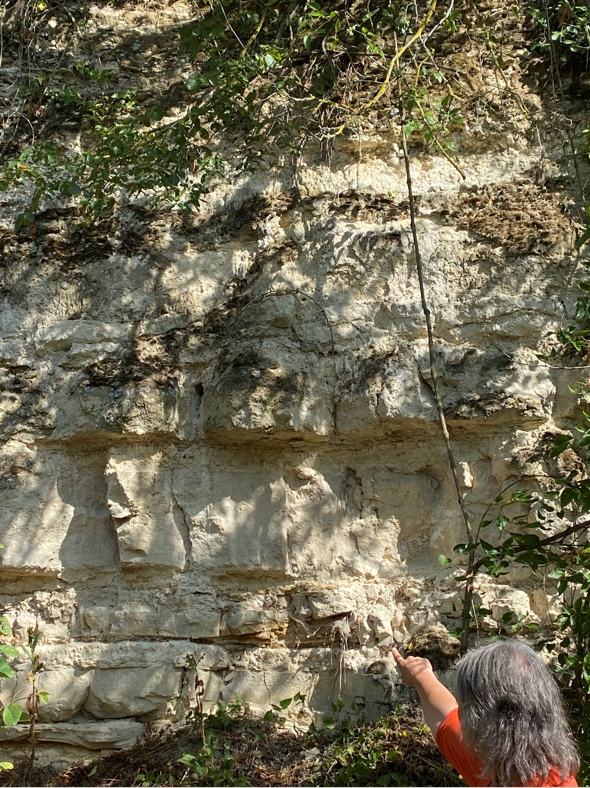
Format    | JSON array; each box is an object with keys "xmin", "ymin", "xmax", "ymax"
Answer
[{"xmin": 391, "ymin": 647, "xmax": 458, "ymax": 736}]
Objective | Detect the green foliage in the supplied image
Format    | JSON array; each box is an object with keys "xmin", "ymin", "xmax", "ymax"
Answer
[
  {"xmin": 175, "ymin": 700, "xmax": 253, "ymax": 786},
  {"xmin": 0, "ymin": 611, "xmax": 48, "ymax": 775},
  {"xmin": 0, "ymin": 0, "xmax": 468, "ymax": 226},
  {"xmin": 0, "ymin": 556, "xmax": 19, "ymax": 773},
  {"xmin": 447, "ymin": 328, "xmax": 590, "ymax": 782},
  {"xmin": 263, "ymin": 691, "xmax": 306, "ymax": 724},
  {"xmin": 528, "ymin": 1, "xmax": 590, "ymax": 64},
  {"xmin": 178, "ymin": 745, "xmax": 249, "ymax": 787},
  {"xmin": 318, "ymin": 717, "xmax": 402, "ymax": 786},
  {"xmin": 0, "ymin": 617, "xmax": 17, "ymax": 681},
  {"xmin": 548, "ymin": 260, "xmax": 590, "ymax": 355},
  {"xmin": 403, "ymin": 81, "xmax": 463, "ymax": 160}
]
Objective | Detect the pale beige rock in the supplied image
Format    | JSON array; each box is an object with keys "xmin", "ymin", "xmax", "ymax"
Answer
[
  {"xmin": 0, "ymin": 720, "xmax": 144, "ymax": 749},
  {"xmin": 0, "ymin": 446, "xmax": 118, "ymax": 581},
  {"xmin": 37, "ymin": 669, "xmax": 92, "ymax": 722},
  {"xmin": 105, "ymin": 449, "xmax": 189, "ymax": 571},
  {"xmin": 0, "ymin": 0, "xmax": 583, "ymax": 763},
  {"xmin": 84, "ymin": 667, "xmax": 181, "ymax": 719},
  {"xmin": 488, "ymin": 588, "xmax": 535, "ymax": 624},
  {"xmin": 34, "ymin": 320, "xmax": 132, "ymax": 353}
]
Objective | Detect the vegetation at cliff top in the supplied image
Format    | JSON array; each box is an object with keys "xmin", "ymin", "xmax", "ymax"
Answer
[{"xmin": 0, "ymin": 0, "xmax": 574, "ymax": 222}]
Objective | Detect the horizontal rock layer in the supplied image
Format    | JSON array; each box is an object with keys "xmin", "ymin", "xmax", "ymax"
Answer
[{"xmin": 0, "ymin": 0, "xmax": 585, "ymax": 761}]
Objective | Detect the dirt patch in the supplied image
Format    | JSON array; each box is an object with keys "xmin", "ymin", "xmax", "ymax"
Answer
[
  {"xmin": 444, "ymin": 181, "xmax": 575, "ymax": 253},
  {"xmin": 407, "ymin": 627, "xmax": 461, "ymax": 673}
]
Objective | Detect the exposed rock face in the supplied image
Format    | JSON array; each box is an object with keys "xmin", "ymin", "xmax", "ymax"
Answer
[{"xmin": 0, "ymin": 0, "xmax": 585, "ymax": 762}]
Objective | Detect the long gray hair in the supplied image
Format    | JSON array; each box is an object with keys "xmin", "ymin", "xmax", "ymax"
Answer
[{"xmin": 454, "ymin": 640, "xmax": 579, "ymax": 786}]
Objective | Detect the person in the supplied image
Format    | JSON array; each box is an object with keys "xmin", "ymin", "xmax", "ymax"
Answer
[{"xmin": 391, "ymin": 639, "xmax": 580, "ymax": 787}]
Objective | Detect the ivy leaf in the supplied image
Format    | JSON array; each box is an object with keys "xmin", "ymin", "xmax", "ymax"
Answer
[{"xmin": 64, "ymin": 182, "xmax": 82, "ymax": 197}]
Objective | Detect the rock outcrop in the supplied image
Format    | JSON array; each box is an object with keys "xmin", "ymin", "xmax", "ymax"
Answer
[{"xmin": 0, "ymin": 0, "xmax": 586, "ymax": 763}]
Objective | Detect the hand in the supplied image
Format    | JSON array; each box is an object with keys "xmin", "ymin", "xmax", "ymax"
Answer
[{"xmin": 391, "ymin": 646, "xmax": 435, "ymax": 688}]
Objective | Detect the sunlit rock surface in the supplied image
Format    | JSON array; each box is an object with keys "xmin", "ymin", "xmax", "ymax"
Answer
[{"xmin": 0, "ymin": 0, "xmax": 585, "ymax": 762}]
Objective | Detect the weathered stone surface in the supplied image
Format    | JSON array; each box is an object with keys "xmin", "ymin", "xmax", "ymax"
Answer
[
  {"xmin": 105, "ymin": 448, "xmax": 189, "ymax": 571},
  {"xmin": 0, "ymin": 720, "xmax": 144, "ymax": 749},
  {"xmin": 0, "ymin": 0, "xmax": 584, "ymax": 764},
  {"xmin": 37, "ymin": 669, "xmax": 93, "ymax": 722},
  {"xmin": 34, "ymin": 321, "xmax": 132, "ymax": 354},
  {"xmin": 84, "ymin": 667, "xmax": 181, "ymax": 719},
  {"xmin": 0, "ymin": 445, "xmax": 118, "ymax": 582}
]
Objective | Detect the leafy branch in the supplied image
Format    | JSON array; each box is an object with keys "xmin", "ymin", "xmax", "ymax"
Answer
[{"xmin": 0, "ymin": 0, "xmax": 470, "ymax": 225}]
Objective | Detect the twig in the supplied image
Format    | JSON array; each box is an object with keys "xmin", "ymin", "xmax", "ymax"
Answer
[
  {"xmin": 470, "ymin": 517, "xmax": 590, "ymax": 576},
  {"xmin": 240, "ymin": 4, "xmax": 268, "ymax": 58},
  {"xmin": 365, "ymin": 0, "xmax": 438, "ymax": 111},
  {"xmin": 217, "ymin": 0, "xmax": 244, "ymax": 50},
  {"xmin": 395, "ymin": 41, "xmax": 475, "ymax": 656}
]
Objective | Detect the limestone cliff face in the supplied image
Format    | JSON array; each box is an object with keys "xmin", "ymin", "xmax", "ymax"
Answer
[{"xmin": 0, "ymin": 0, "xmax": 584, "ymax": 762}]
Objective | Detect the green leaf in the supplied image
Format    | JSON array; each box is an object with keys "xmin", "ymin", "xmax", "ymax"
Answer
[
  {"xmin": 480, "ymin": 539, "xmax": 497, "ymax": 553},
  {"xmin": 0, "ymin": 763, "xmax": 14, "ymax": 771},
  {"xmin": 513, "ymin": 533, "xmax": 541, "ymax": 547},
  {"xmin": 0, "ymin": 661, "xmax": 15, "ymax": 679},
  {"xmin": 0, "ymin": 645, "xmax": 19, "ymax": 658},
  {"xmin": 323, "ymin": 717, "xmax": 335, "ymax": 729},
  {"xmin": 560, "ymin": 487, "xmax": 577, "ymax": 507},
  {"xmin": 14, "ymin": 211, "xmax": 35, "ymax": 233},
  {"xmin": 438, "ymin": 554, "xmax": 450, "ymax": 565},
  {"xmin": 38, "ymin": 691, "xmax": 49, "ymax": 705},
  {"xmin": 64, "ymin": 182, "xmax": 82, "ymax": 197},
  {"xmin": 2, "ymin": 703, "xmax": 23, "ymax": 726}
]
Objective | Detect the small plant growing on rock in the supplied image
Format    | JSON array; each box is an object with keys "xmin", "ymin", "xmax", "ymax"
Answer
[
  {"xmin": 0, "ymin": 610, "xmax": 48, "ymax": 777},
  {"xmin": 0, "ymin": 543, "xmax": 21, "ymax": 773}
]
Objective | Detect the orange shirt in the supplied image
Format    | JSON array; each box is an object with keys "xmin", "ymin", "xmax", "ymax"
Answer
[{"xmin": 435, "ymin": 707, "xmax": 579, "ymax": 787}]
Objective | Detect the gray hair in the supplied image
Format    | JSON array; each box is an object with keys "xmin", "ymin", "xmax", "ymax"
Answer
[{"xmin": 454, "ymin": 640, "xmax": 579, "ymax": 787}]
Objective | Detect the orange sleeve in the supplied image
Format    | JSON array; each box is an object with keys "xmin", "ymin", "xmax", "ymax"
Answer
[{"xmin": 435, "ymin": 707, "xmax": 491, "ymax": 787}]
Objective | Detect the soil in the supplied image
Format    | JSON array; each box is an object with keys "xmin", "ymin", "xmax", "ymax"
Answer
[{"xmin": 0, "ymin": 703, "xmax": 464, "ymax": 788}]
